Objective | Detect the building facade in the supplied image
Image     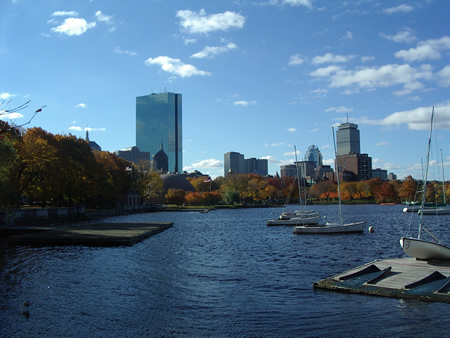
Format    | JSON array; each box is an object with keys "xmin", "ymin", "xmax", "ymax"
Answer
[
  {"xmin": 304, "ymin": 145, "xmax": 323, "ymax": 167},
  {"xmin": 336, "ymin": 122, "xmax": 360, "ymax": 156},
  {"xmin": 114, "ymin": 146, "xmax": 150, "ymax": 165},
  {"xmin": 224, "ymin": 152, "xmax": 244, "ymax": 176},
  {"xmin": 136, "ymin": 92, "xmax": 182, "ymax": 173},
  {"xmin": 372, "ymin": 168, "xmax": 388, "ymax": 180},
  {"xmin": 245, "ymin": 158, "xmax": 268, "ymax": 176},
  {"xmin": 336, "ymin": 153, "xmax": 372, "ymax": 182}
]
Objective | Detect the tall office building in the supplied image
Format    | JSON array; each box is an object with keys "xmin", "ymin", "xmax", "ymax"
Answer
[
  {"xmin": 136, "ymin": 92, "xmax": 182, "ymax": 173},
  {"xmin": 224, "ymin": 152, "xmax": 244, "ymax": 176},
  {"xmin": 335, "ymin": 121, "xmax": 372, "ymax": 181},
  {"xmin": 245, "ymin": 158, "xmax": 268, "ymax": 176},
  {"xmin": 304, "ymin": 145, "xmax": 323, "ymax": 167},
  {"xmin": 336, "ymin": 122, "xmax": 360, "ymax": 156}
]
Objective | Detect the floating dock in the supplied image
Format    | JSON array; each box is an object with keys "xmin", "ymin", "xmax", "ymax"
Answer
[
  {"xmin": 3, "ymin": 222, "xmax": 173, "ymax": 247},
  {"xmin": 314, "ymin": 257, "xmax": 450, "ymax": 303}
]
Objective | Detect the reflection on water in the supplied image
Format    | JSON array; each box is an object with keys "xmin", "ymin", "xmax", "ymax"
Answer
[{"xmin": 1, "ymin": 205, "xmax": 449, "ymax": 336}]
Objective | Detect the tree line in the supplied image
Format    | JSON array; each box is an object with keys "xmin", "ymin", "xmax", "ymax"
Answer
[{"xmin": 1, "ymin": 121, "xmax": 448, "ymax": 209}]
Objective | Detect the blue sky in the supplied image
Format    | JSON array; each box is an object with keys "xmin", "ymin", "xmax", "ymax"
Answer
[{"xmin": 1, "ymin": 0, "xmax": 450, "ymax": 180}]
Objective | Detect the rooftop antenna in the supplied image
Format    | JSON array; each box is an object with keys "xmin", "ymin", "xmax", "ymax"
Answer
[{"xmin": 346, "ymin": 112, "xmax": 349, "ymax": 123}]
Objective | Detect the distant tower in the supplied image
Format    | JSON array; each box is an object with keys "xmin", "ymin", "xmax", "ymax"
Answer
[
  {"xmin": 136, "ymin": 92, "xmax": 182, "ymax": 173},
  {"xmin": 336, "ymin": 122, "xmax": 360, "ymax": 155},
  {"xmin": 85, "ymin": 130, "xmax": 101, "ymax": 151},
  {"xmin": 153, "ymin": 143, "xmax": 169, "ymax": 172},
  {"xmin": 304, "ymin": 145, "xmax": 323, "ymax": 167}
]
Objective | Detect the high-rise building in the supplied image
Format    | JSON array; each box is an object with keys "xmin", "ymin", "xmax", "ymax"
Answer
[
  {"xmin": 224, "ymin": 151, "xmax": 244, "ymax": 176},
  {"xmin": 136, "ymin": 92, "xmax": 182, "ymax": 173},
  {"xmin": 304, "ymin": 145, "xmax": 323, "ymax": 167},
  {"xmin": 336, "ymin": 122, "xmax": 360, "ymax": 156},
  {"xmin": 335, "ymin": 121, "xmax": 372, "ymax": 182},
  {"xmin": 114, "ymin": 146, "xmax": 150, "ymax": 164},
  {"xmin": 245, "ymin": 158, "xmax": 268, "ymax": 176}
]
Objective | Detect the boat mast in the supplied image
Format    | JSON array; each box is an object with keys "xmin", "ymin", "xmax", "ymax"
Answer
[
  {"xmin": 418, "ymin": 106, "xmax": 434, "ymax": 239},
  {"xmin": 332, "ymin": 127, "xmax": 343, "ymax": 225},
  {"xmin": 294, "ymin": 145, "xmax": 303, "ymax": 209},
  {"xmin": 441, "ymin": 149, "xmax": 446, "ymax": 206}
]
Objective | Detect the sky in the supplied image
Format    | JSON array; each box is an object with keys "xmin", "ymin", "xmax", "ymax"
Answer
[{"xmin": 1, "ymin": 0, "xmax": 450, "ymax": 180}]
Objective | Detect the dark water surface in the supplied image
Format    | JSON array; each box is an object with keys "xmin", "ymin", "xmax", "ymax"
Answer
[{"xmin": 1, "ymin": 204, "xmax": 449, "ymax": 336}]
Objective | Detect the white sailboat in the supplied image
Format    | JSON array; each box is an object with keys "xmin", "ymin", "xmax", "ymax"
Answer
[
  {"xmin": 400, "ymin": 107, "xmax": 450, "ymax": 261},
  {"xmin": 293, "ymin": 128, "xmax": 365, "ymax": 234},
  {"xmin": 267, "ymin": 146, "xmax": 321, "ymax": 226}
]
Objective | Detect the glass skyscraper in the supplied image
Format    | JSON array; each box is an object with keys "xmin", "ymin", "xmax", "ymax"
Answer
[{"xmin": 136, "ymin": 92, "xmax": 182, "ymax": 173}]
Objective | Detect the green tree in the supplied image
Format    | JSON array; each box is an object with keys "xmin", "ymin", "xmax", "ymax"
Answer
[{"xmin": 223, "ymin": 190, "xmax": 240, "ymax": 205}]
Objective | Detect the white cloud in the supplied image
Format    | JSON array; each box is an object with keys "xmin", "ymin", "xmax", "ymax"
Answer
[
  {"xmin": 184, "ymin": 158, "xmax": 223, "ymax": 171},
  {"xmin": 114, "ymin": 46, "xmax": 137, "ymax": 56},
  {"xmin": 395, "ymin": 36, "xmax": 450, "ymax": 62},
  {"xmin": 75, "ymin": 103, "xmax": 87, "ymax": 108},
  {"xmin": 69, "ymin": 126, "xmax": 106, "ymax": 132},
  {"xmin": 265, "ymin": 142, "xmax": 284, "ymax": 147},
  {"xmin": 383, "ymin": 4, "xmax": 414, "ymax": 15},
  {"xmin": 311, "ymin": 63, "xmax": 432, "ymax": 95},
  {"xmin": 233, "ymin": 100, "xmax": 256, "ymax": 106},
  {"xmin": 282, "ymin": 0, "xmax": 313, "ymax": 9},
  {"xmin": 287, "ymin": 127, "xmax": 296, "ymax": 132},
  {"xmin": 51, "ymin": 18, "xmax": 96, "ymax": 36},
  {"xmin": 288, "ymin": 54, "xmax": 305, "ymax": 66},
  {"xmin": 145, "ymin": 56, "xmax": 211, "ymax": 78},
  {"xmin": 184, "ymin": 38, "xmax": 197, "ymax": 45},
  {"xmin": 361, "ymin": 56, "xmax": 375, "ymax": 62},
  {"xmin": 312, "ymin": 53, "xmax": 356, "ymax": 65},
  {"xmin": 437, "ymin": 65, "xmax": 450, "ymax": 87},
  {"xmin": 380, "ymin": 29, "xmax": 416, "ymax": 43},
  {"xmin": 52, "ymin": 11, "xmax": 79, "ymax": 17},
  {"xmin": 310, "ymin": 88, "xmax": 327, "ymax": 98},
  {"xmin": 95, "ymin": 11, "xmax": 112, "ymax": 23},
  {"xmin": 69, "ymin": 126, "xmax": 82, "ymax": 131},
  {"xmin": 0, "ymin": 92, "xmax": 14, "ymax": 100},
  {"xmin": 340, "ymin": 31, "xmax": 353, "ymax": 40},
  {"xmin": 191, "ymin": 42, "xmax": 237, "ymax": 59},
  {"xmin": 376, "ymin": 141, "xmax": 390, "ymax": 146},
  {"xmin": 359, "ymin": 103, "xmax": 450, "ymax": 131},
  {"xmin": 176, "ymin": 9, "xmax": 245, "ymax": 34},
  {"xmin": 326, "ymin": 106, "xmax": 353, "ymax": 113}
]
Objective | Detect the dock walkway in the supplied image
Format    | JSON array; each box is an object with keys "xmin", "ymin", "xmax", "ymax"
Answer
[
  {"xmin": 3, "ymin": 222, "xmax": 173, "ymax": 247},
  {"xmin": 314, "ymin": 257, "xmax": 450, "ymax": 303}
]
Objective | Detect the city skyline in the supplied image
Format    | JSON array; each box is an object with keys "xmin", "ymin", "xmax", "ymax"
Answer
[{"xmin": 1, "ymin": 0, "xmax": 450, "ymax": 180}]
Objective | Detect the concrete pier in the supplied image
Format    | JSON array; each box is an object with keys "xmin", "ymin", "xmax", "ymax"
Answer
[
  {"xmin": 314, "ymin": 257, "xmax": 450, "ymax": 303},
  {"xmin": 4, "ymin": 222, "xmax": 173, "ymax": 247}
]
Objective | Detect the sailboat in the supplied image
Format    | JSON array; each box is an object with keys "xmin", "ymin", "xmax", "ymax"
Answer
[
  {"xmin": 293, "ymin": 128, "xmax": 365, "ymax": 234},
  {"xmin": 267, "ymin": 146, "xmax": 321, "ymax": 226},
  {"xmin": 399, "ymin": 107, "xmax": 450, "ymax": 261},
  {"xmin": 420, "ymin": 149, "xmax": 450, "ymax": 215}
]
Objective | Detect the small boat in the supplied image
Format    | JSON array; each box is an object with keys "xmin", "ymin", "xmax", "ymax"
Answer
[
  {"xmin": 278, "ymin": 210, "xmax": 320, "ymax": 220},
  {"xmin": 293, "ymin": 221, "xmax": 365, "ymax": 234},
  {"xmin": 400, "ymin": 107, "xmax": 450, "ymax": 261},
  {"xmin": 267, "ymin": 145, "xmax": 320, "ymax": 226},
  {"xmin": 293, "ymin": 127, "xmax": 366, "ymax": 235},
  {"xmin": 267, "ymin": 215, "xmax": 321, "ymax": 226}
]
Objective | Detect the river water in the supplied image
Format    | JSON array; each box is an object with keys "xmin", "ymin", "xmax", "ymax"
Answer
[{"xmin": 1, "ymin": 204, "xmax": 449, "ymax": 336}]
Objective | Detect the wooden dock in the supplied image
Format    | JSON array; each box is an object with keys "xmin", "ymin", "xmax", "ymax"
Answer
[
  {"xmin": 314, "ymin": 257, "xmax": 450, "ymax": 303},
  {"xmin": 4, "ymin": 222, "xmax": 173, "ymax": 247}
]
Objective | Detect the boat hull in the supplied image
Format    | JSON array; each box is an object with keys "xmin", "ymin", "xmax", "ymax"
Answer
[
  {"xmin": 293, "ymin": 221, "xmax": 365, "ymax": 234},
  {"xmin": 267, "ymin": 216, "xmax": 320, "ymax": 226},
  {"xmin": 420, "ymin": 207, "xmax": 450, "ymax": 215},
  {"xmin": 400, "ymin": 237, "xmax": 450, "ymax": 261}
]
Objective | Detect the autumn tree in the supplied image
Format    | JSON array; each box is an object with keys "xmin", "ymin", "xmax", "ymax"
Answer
[
  {"xmin": 399, "ymin": 175, "xmax": 418, "ymax": 202},
  {"xmin": 311, "ymin": 180, "xmax": 336, "ymax": 201},
  {"xmin": 134, "ymin": 162, "xmax": 164, "ymax": 203},
  {"xmin": 10, "ymin": 127, "xmax": 58, "ymax": 207},
  {"xmin": 374, "ymin": 181, "xmax": 399, "ymax": 203},
  {"xmin": 165, "ymin": 188, "xmax": 186, "ymax": 206}
]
